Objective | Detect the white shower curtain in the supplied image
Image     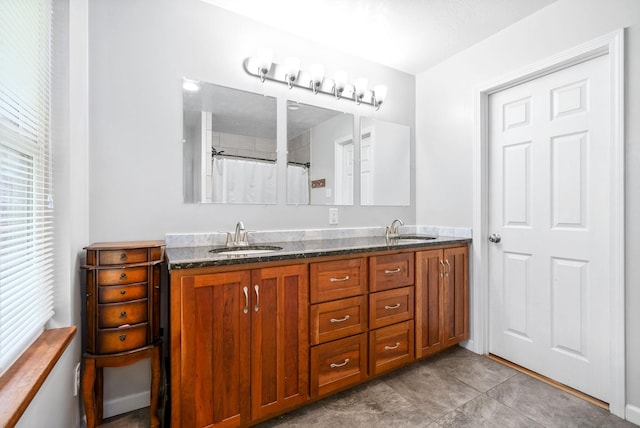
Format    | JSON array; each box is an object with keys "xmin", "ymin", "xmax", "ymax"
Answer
[
  {"xmin": 287, "ymin": 164, "xmax": 309, "ymax": 205},
  {"xmin": 212, "ymin": 157, "xmax": 276, "ymax": 204}
]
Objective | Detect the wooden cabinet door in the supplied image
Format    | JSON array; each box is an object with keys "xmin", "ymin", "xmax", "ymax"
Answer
[
  {"xmin": 442, "ymin": 246, "xmax": 469, "ymax": 347},
  {"xmin": 178, "ymin": 271, "xmax": 251, "ymax": 428},
  {"xmin": 251, "ymin": 264, "xmax": 309, "ymax": 420},
  {"xmin": 415, "ymin": 249, "xmax": 444, "ymax": 358}
]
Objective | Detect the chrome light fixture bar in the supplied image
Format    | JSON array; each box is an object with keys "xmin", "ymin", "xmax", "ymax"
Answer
[{"xmin": 244, "ymin": 55, "xmax": 388, "ymax": 110}]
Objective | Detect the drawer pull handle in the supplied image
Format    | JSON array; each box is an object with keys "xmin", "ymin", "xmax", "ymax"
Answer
[
  {"xmin": 243, "ymin": 286, "xmax": 249, "ymax": 314},
  {"xmin": 384, "ymin": 342, "xmax": 401, "ymax": 351},
  {"xmin": 119, "ymin": 334, "xmax": 127, "ymax": 341},
  {"xmin": 119, "ymin": 311, "xmax": 127, "ymax": 318},
  {"xmin": 330, "ymin": 358, "xmax": 350, "ymax": 368},
  {"xmin": 120, "ymin": 273, "xmax": 127, "ymax": 280},
  {"xmin": 329, "ymin": 275, "xmax": 350, "ymax": 282},
  {"xmin": 120, "ymin": 253, "xmax": 127, "ymax": 261},
  {"xmin": 120, "ymin": 290, "xmax": 126, "ymax": 295},
  {"xmin": 384, "ymin": 303, "xmax": 401, "ymax": 310},
  {"xmin": 330, "ymin": 315, "xmax": 350, "ymax": 323},
  {"xmin": 384, "ymin": 268, "xmax": 401, "ymax": 274}
]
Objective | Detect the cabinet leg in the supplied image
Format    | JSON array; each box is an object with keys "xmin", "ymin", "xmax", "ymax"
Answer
[
  {"xmin": 82, "ymin": 359, "xmax": 97, "ymax": 428},
  {"xmin": 150, "ymin": 345, "xmax": 161, "ymax": 428},
  {"xmin": 96, "ymin": 367, "xmax": 104, "ymax": 423}
]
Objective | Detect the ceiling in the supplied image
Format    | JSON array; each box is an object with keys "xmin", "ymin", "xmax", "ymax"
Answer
[{"xmin": 202, "ymin": 0, "xmax": 556, "ymax": 75}]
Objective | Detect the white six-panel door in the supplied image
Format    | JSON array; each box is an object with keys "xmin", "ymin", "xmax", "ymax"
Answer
[{"xmin": 488, "ymin": 54, "xmax": 610, "ymax": 401}]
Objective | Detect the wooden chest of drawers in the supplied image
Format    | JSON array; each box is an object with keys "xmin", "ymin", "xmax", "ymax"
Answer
[
  {"xmin": 84, "ymin": 242, "xmax": 163, "ymax": 354},
  {"xmin": 82, "ymin": 240, "xmax": 165, "ymax": 428}
]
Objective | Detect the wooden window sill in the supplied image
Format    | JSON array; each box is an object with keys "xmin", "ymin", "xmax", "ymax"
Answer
[{"xmin": 0, "ymin": 326, "xmax": 77, "ymax": 427}]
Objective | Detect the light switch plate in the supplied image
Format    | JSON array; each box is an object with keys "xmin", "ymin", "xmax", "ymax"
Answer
[{"xmin": 329, "ymin": 208, "xmax": 339, "ymax": 225}]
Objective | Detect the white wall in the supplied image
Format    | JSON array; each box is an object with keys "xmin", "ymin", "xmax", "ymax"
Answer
[
  {"xmin": 89, "ymin": 0, "xmax": 415, "ymax": 416},
  {"xmin": 415, "ymin": 0, "xmax": 640, "ymax": 419}
]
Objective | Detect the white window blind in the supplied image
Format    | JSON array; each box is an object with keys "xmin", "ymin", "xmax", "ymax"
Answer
[{"xmin": 0, "ymin": 0, "xmax": 54, "ymax": 375}]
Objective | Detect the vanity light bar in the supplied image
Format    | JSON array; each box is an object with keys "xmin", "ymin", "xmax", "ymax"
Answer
[{"xmin": 243, "ymin": 55, "xmax": 387, "ymax": 110}]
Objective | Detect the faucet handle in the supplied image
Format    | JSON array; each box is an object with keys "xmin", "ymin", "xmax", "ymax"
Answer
[{"xmin": 225, "ymin": 232, "xmax": 234, "ymax": 247}]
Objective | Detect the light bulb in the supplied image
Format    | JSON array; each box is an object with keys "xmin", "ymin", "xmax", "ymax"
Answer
[
  {"xmin": 334, "ymin": 70, "xmax": 348, "ymax": 98},
  {"xmin": 309, "ymin": 64, "xmax": 324, "ymax": 93},
  {"xmin": 354, "ymin": 78, "xmax": 368, "ymax": 104},
  {"xmin": 374, "ymin": 84, "xmax": 388, "ymax": 107},
  {"xmin": 284, "ymin": 57, "xmax": 301, "ymax": 88}
]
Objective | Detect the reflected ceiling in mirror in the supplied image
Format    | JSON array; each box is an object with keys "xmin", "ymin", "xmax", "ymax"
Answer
[
  {"xmin": 360, "ymin": 117, "xmax": 410, "ymax": 206},
  {"xmin": 287, "ymin": 101, "xmax": 354, "ymax": 206},
  {"xmin": 183, "ymin": 80, "xmax": 277, "ymax": 204}
]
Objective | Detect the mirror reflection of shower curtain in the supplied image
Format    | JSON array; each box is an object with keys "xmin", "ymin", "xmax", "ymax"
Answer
[
  {"xmin": 212, "ymin": 157, "xmax": 276, "ymax": 204},
  {"xmin": 287, "ymin": 164, "xmax": 309, "ymax": 205}
]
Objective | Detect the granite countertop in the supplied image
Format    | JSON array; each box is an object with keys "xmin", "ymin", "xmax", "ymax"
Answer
[{"xmin": 166, "ymin": 235, "xmax": 471, "ymax": 270}]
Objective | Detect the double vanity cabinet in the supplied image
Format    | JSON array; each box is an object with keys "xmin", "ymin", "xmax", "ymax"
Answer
[{"xmin": 167, "ymin": 239, "xmax": 469, "ymax": 427}]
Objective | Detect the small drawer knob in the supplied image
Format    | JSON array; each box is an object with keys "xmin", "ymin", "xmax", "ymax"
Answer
[
  {"xmin": 120, "ymin": 272, "xmax": 127, "ymax": 280},
  {"xmin": 119, "ymin": 334, "xmax": 127, "ymax": 341},
  {"xmin": 120, "ymin": 253, "xmax": 127, "ymax": 261},
  {"xmin": 119, "ymin": 311, "xmax": 127, "ymax": 318},
  {"xmin": 120, "ymin": 289, "xmax": 126, "ymax": 295}
]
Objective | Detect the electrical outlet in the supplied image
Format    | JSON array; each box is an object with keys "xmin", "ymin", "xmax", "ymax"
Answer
[
  {"xmin": 329, "ymin": 208, "xmax": 339, "ymax": 225},
  {"xmin": 74, "ymin": 362, "xmax": 81, "ymax": 396}
]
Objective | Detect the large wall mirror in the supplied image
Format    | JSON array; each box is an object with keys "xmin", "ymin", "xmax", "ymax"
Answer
[
  {"xmin": 183, "ymin": 80, "xmax": 277, "ymax": 204},
  {"xmin": 286, "ymin": 101, "xmax": 354, "ymax": 205},
  {"xmin": 360, "ymin": 117, "xmax": 410, "ymax": 206}
]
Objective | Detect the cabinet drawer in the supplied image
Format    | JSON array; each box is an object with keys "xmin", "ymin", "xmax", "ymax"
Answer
[
  {"xmin": 311, "ymin": 296, "xmax": 367, "ymax": 345},
  {"xmin": 369, "ymin": 253, "xmax": 414, "ymax": 292},
  {"xmin": 369, "ymin": 286, "xmax": 414, "ymax": 329},
  {"xmin": 310, "ymin": 258, "xmax": 367, "ymax": 303},
  {"xmin": 98, "ymin": 283, "xmax": 148, "ymax": 303},
  {"xmin": 311, "ymin": 334, "xmax": 367, "ymax": 398},
  {"xmin": 369, "ymin": 320, "xmax": 414, "ymax": 376},
  {"xmin": 97, "ymin": 266, "xmax": 148, "ymax": 285},
  {"xmin": 98, "ymin": 299, "xmax": 148, "ymax": 328},
  {"xmin": 99, "ymin": 248, "xmax": 149, "ymax": 265},
  {"xmin": 97, "ymin": 323, "xmax": 148, "ymax": 354}
]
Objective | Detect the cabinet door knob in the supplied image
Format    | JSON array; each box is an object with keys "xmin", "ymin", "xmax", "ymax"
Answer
[
  {"xmin": 119, "ymin": 334, "xmax": 127, "ymax": 341},
  {"xmin": 445, "ymin": 259, "xmax": 451, "ymax": 276}
]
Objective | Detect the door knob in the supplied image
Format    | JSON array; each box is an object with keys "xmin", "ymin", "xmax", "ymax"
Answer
[{"xmin": 488, "ymin": 233, "xmax": 501, "ymax": 243}]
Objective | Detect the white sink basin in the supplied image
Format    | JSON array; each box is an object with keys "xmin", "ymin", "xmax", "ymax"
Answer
[
  {"xmin": 209, "ymin": 245, "xmax": 283, "ymax": 256},
  {"xmin": 392, "ymin": 235, "xmax": 437, "ymax": 243}
]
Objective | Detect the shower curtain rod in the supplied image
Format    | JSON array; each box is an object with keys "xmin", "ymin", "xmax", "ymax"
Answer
[{"xmin": 212, "ymin": 148, "xmax": 310, "ymax": 167}]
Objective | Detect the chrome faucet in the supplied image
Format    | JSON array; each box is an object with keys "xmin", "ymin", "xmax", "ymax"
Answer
[
  {"xmin": 226, "ymin": 221, "xmax": 249, "ymax": 247},
  {"xmin": 385, "ymin": 219, "xmax": 404, "ymax": 239}
]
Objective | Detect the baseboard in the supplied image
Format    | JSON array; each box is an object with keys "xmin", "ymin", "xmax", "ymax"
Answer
[
  {"xmin": 626, "ymin": 404, "xmax": 640, "ymax": 425},
  {"xmin": 460, "ymin": 339, "xmax": 476, "ymax": 353},
  {"xmin": 103, "ymin": 390, "xmax": 150, "ymax": 419}
]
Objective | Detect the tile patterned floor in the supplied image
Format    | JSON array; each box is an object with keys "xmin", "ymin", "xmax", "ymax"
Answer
[{"xmin": 99, "ymin": 347, "xmax": 637, "ymax": 428}]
